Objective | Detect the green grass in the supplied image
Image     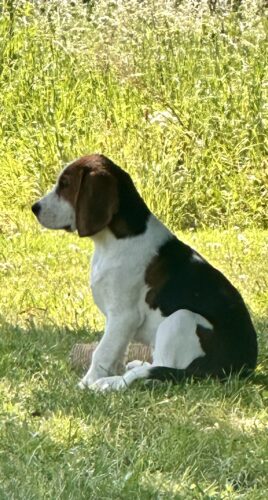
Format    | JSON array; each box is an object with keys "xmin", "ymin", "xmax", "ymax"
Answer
[
  {"xmin": 0, "ymin": 225, "xmax": 267, "ymax": 499},
  {"xmin": 0, "ymin": 1, "xmax": 268, "ymax": 498},
  {"xmin": 0, "ymin": 0, "xmax": 267, "ymax": 231}
]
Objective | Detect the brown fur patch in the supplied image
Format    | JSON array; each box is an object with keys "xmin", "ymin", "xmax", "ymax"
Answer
[
  {"xmin": 56, "ymin": 165, "xmax": 84, "ymax": 208},
  {"xmin": 145, "ymin": 253, "xmax": 169, "ymax": 309},
  {"xmin": 56, "ymin": 154, "xmax": 150, "ymax": 238}
]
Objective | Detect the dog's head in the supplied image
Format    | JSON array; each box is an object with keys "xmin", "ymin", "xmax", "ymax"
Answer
[{"xmin": 32, "ymin": 155, "xmax": 119, "ymax": 237}]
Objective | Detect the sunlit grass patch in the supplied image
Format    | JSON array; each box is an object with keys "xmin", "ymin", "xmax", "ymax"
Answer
[
  {"xmin": 0, "ymin": 225, "xmax": 267, "ymax": 498},
  {"xmin": 0, "ymin": 1, "xmax": 267, "ymax": 498},
  {"xmin": 1, "ymin": 0, "xmax": 267, "ymax": 232}
]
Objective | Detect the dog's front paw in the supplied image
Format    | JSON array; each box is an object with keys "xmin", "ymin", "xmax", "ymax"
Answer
[
  {"xmin": 78, "ymin": 379, "xmax": 87, "ymax": 390},
  {"xmin": 90, "ymin": 375, "xmax": 128, "ymax": 392},
  {"xmin": 78, "ymin": 374, "xmax": 96, "ymax": 390}
]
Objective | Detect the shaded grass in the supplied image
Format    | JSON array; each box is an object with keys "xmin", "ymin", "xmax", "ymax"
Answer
[
  {"xmin": 0, "ymin": 1, "xmax": 268, "ymax": 498},
  {"xmin": 0, "ymin": 225, "xmax": 267, "ymax": 499}
]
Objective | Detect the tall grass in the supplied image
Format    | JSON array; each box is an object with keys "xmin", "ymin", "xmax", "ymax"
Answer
[
  {"xmin": 0, "ymin": 3, "xmax": 268, "ymax": 498},
  {"xmin": 0, "ymin": 0, "xmax": 267, "ymax": 232}
]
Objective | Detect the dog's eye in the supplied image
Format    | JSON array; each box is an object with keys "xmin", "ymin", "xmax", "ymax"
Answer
[{"xmin": 58, "ymin": 177, "xmax": 69, "ymax": 190}]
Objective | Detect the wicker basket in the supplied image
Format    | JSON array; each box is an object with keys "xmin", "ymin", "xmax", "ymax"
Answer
[{"xmin": 70, "ymin": 342, "xmax": 152, "ymax": 371}]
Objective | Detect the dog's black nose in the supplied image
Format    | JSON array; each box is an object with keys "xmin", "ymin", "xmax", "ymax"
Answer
[{"xmin": 32, "ymin": 202, "xmax": 41, "ymax": 217}]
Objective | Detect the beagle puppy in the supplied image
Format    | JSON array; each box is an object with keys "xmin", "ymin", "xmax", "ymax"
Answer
[{"xmin": 32, "ymin": 154, "xmax": 257, "ymax": 391}]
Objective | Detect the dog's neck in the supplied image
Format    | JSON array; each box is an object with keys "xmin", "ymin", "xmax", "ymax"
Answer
[
  {"xmin": 109, "ymin": 174, "xmax": 151, "ymax": 238},
  {"xmin": 91, "ymin": 214, "xmax": 172, "ymax": 258},
  {"xmin": 108, "ymin": 201, "xmax": 150, "ymax": 239}
]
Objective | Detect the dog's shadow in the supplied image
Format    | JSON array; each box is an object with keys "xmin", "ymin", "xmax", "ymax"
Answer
[{"xmin": 0, "ymin": 315, "xmax": 267, "ymax": 419}]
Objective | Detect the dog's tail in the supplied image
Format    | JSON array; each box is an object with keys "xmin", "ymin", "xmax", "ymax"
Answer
[{"xmin": 147, "ymin": 357, "xmax": 254, "ymax": 383}]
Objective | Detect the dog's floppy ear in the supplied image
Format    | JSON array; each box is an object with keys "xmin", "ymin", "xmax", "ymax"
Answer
[{"xmin": 76, "ymin": 168, "xmax": 118, "ymax": 237}]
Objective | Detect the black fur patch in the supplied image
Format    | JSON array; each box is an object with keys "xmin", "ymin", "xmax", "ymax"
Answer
[{"xmin": 145, "ymin": 237, "xmax": 258, "ymax": 377}]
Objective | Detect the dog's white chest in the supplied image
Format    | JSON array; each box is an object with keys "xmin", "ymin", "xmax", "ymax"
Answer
[
  {"xmin": 90, "ymin": 248, "xmax": 143, "ymax": 317},
  {"xmin": 90, "ymin": 259, "xmax": 113, "ymax": 316},
  {"xmin": 89, "ymin": 217, "xmax": 172, "ymax": 328}
]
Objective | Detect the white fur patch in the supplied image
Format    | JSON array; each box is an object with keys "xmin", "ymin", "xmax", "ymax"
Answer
[
  {"xmin": 153, "ymin": 310, "xmax": 211, "ymax": 369},
  {"xmin": 191, "ymin": 252, "xmax": 204, "ymax": 263},
  {"xmin": 36, "ymin": 188, "xmax": 76, "ymax": 231}
]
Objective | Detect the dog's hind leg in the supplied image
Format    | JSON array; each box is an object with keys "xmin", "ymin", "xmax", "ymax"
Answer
[
  {"xmin": 90, "ymin": 309, "xmax": 213, "ymax": 391},
  {"xmin": 152, "ymin": 309, "xmax": 212, "ymax": 369}
]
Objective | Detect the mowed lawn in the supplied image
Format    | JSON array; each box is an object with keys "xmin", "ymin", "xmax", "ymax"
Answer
[
  {"xmin": 0, "ymin": 0, "xmax": 268, "ymax": 498},
  {"xmin": 0, "ymin": 223, "xmax": 267, "ymax": 499}
]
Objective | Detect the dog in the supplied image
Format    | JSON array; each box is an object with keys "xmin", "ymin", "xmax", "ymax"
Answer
[{"xmin": 32, "ymin": 154, "xmax": 258, "ymax": 391}]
